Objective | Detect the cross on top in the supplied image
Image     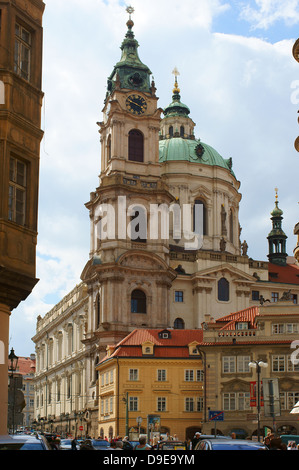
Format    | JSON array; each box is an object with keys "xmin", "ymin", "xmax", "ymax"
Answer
[{"xmin": 126, "ymin": 6, "xmax": 135, "ymax": 18}]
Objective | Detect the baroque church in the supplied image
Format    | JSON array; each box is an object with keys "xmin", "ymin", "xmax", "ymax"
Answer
[{"xmin": 33, "ymin": 9, "xmax": 299, "ymax": 436}]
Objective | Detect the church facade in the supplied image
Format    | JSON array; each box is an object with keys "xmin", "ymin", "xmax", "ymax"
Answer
[{"xmin": 32, "ymin": 10, "xmax": 299, "ymax": 437}]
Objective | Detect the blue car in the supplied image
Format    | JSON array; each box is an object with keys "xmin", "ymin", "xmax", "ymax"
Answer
[{"xmin": 194, "ymin": 438, "xmax": 268, "ymax": 450}]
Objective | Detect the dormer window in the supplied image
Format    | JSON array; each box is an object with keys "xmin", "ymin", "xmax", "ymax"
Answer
[
  {"xmin": 142, "ymin": 341, "xmax": 154, "ymax": 355},
  {"xmin": 236, "ymin": 322, "xmax": 249, "ymax": 330},
  {"xmin": 158, "ymin": 329, "xmax": 171, "ymax": 339}
]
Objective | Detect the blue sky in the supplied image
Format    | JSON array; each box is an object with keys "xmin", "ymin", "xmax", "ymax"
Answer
[{"xmin": 9, "ymin": 0, "xmax": 299, "ymax": 356}]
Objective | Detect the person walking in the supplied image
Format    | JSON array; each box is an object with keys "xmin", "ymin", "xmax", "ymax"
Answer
[{"xmin": 135, "ymin": 436, "xmax": 151, "ymax": 450}]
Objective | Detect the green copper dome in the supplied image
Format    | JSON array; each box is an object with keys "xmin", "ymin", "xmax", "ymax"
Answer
[
  {"xmin": 159, "ymin": 138, "xmax": 235, "ymax": 177},
  {"xmin": 160, "ymin": 71, "xmax": 235, "ymax": 177}
]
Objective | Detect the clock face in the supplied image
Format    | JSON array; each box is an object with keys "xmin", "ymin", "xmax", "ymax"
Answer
[{"xmin": 126, "ymin": 94, "xmax": 147, "ymax": 115}]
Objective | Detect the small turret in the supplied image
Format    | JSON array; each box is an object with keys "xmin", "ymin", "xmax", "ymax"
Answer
[{"xmin": 267, "ymin": 188, "xmax": 288, "ymax": 266}]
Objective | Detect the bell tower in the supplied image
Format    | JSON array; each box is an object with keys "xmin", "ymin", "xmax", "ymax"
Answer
[
  {"xmin": 81, "ymin": 7, "xmax": 176, "ymax": 351},
  {"xmin": 267, "ymin": 189, "xmax": 288, "ymax": 266},
  {"xmin": 99, "ymin": 6, "xmax": 162, "ymax": 178}
]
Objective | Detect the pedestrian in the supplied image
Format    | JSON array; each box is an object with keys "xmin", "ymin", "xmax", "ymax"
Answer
[
  {"xmin": 135, "ymin": 436, "xmax": 151, "ymax": 450},
  {"xmin": 191, "ymin": 432, "xmax": 201, "ymax": 450},
  {"xmin": 71, "ymin": 437, "xmax": 78, "ymax": 450}
]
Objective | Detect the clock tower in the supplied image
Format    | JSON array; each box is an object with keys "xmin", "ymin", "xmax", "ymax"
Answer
[
  {"xmin": 81, "ymin": 8, "xmax": 176, "ymax": 353},
  {"xmin": 99, "ymin": 7, "xmax": 162, "ymax": 178}
]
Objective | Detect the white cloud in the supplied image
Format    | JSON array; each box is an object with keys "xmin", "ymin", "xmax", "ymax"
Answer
[
  {"xmin": 9, "ymin": 0, "xmax": 299, "ymax": 356},
  {"xmin": 240, "ymin": 0, "xmax": 299, "ymax": 29}
]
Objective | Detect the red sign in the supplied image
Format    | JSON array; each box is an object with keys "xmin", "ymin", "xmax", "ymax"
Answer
[
  {"xmin": 79, "ymin": 426, "xmax": 83, "ymax": 431},
  {"xmin": 250, "ymin": 381, "xmax": 264, "ymax": 407}
]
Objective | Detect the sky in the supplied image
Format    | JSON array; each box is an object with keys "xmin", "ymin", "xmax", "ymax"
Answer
[{"xmin": 9, "ymin": 0, "xmax": 299, "ymax": 356}]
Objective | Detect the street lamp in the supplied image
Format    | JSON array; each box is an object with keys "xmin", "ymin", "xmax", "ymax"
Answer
[
  {"xmin": 248, "ymin": 360, "xmax": 268, "ymax": 442},
  {"xmin": 8, "ymin": 348, "xmax": 19, "ymax": 434}
]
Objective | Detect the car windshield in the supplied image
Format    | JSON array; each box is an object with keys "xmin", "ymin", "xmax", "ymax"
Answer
[
  {"xmin": 92, "ymin": 440, "xmax": 110, "ymax": 447},
  {"xmin": 212, "ymin": 442, "xmax": 265, "ymax": 450},
  {"xmin": 20, "ymin": 442, "xmax": 45, "ymax": 450}
]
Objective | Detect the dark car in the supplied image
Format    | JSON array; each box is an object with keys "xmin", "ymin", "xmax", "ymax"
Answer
[
  {"xmin": 194, "ymin": 438, "xmax": 268, "ymax": 450},
  {"xmin": 90, "ymin": 439, "xmax": 111, "ymax": 450},
  {"xmin": 157, "ymin": 441, "xmax": 187, "ymax": 450},
  {"xmin": 0, "ymin": 433, "xmax": 52, "ymax": 450}
]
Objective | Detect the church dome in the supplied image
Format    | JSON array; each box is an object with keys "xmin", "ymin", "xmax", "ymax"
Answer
[
  {"xmin": 159, "ymin": 71, "xmax": 236, "ymax": 178},
  {"xmin": 159, "ymin": 137, "xmax": 235, "ymax": 177}
]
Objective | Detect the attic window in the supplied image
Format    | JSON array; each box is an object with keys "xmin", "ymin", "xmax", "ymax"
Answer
[
  {"xmin": 159, "ymin": 330, "xmax": 171, "ymax": 339},
  {"xmin": 236, "ymin": 322, "xmax": 248, "ymax": 330},
  {"xmin": 142, "ymin": 342, "xmax": 154, "ymax": 355}
]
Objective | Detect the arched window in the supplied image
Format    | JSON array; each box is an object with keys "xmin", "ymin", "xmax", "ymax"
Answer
[
  {"xmin": 180, "ymin": 125, "xmax": 185, "ymax": 137},
  {"xmin": 193, "ymin": 199, "xmax": 207, "ymax": 235},
  {"xmin": 129, "ymin": 205, "xmax": 147, "ymax": 243},
  {"xmin": 95, "ymin": 294, "xmax": 100, "ymax": 329},
  {"xmin": 174, "ymin": 318, "xmax": 185, "ymax": 329},
  {"xmin": 128, "ymin": 129, "xmax": 144, "ymax": 162},
  {"xmin": 169, "ymin": 126, "xmax": 173, "ymax": 137},
  {"xmin": 218, "ymin": 277, "xmax": 229, "ymax": 301},
  {"xmin": 131, "ymin": 289, "xmax": 147, "ymax": 313},
  {"xmin": 107, "ymin": 135, "xmax": 111, "ymax": 161},
  {"xmin": 229, "ymin": 209, "xmax": 234, "ymax": 243}
]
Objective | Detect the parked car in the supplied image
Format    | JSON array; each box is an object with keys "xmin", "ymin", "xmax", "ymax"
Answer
[
  {"xmin": 194, "ymin": 438, "xmax": 268, "ymax": 450},
  {"xmin": 90, "ymin": 439, "xmax": 111, "ymax": 450},
  {"xmin": 59, "ymin": 438, "xmax": 80, "ymax": 450},
  {"xmin": 0, "ymin": 433, "xmax": 52, "ymax": 450},
  {"xmin": 157, "ymin": 441, "xmax": 187, "ymax": 450}
]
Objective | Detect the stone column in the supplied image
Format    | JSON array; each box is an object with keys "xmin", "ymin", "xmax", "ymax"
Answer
[{"xmin": 0, "ymin": 303, "xmax": 10, "ymax": 436}]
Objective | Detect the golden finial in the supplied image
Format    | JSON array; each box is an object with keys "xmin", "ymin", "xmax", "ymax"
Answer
[
  {"xmin": 172, "ymin": 67, "xmax": 180, "ymax": 94},
  {"xmin": 275, "ymin": 187, "xmax": 278, "ymax": 201}
]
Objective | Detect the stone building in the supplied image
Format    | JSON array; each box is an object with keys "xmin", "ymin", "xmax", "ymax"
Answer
[
  {"xmin": 32, "ymin": 9, "xmax": 299, "ymax": 436},
  {"xmin": 0, "ymin": 0, "xmax": 44, "ymax": 435}
]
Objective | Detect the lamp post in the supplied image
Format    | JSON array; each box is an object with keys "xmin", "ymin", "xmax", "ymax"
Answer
[
  {"xmin": 248, "ymin": 360, "xmax": 268, "ymax": 442},
  {"xmin": 196, "ymin": 347, "xmax": 207, "ymax": 426},
  {"xmin": 8, "ymin": 348, "xmax": 19, "ymax": 434}
]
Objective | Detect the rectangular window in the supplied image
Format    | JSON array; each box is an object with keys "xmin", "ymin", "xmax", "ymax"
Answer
[
  {"xmin": 272, "ymin": 324, "xmax": 284, "ymax": 334},
  {"xmin": 129, "ymin": 397, "xmax": 138, "ymax": 412},
  {"xmin": 223, "ymin": 392, "xmax": 236, "ymax": 411},
  {"xmin": 8, "ymin": 157, "xmax": 27, "ymax": 225},
  {"xmin": 185, "ymin": 369, "xmax": 194, "ymax": 381},
  {"xmin": 291, "ymin": 294, "xmax": 298, "ymax": 304},
  {"xmin": 157, "ymin": 369, "xmax": 166, "ymax": 381},
  {"xmin": 14, "ymin": 23, "xmax": 31, "ymax": 81},
  {"xmin": 196, "ymin": 370, "xmax": 204, "ymax": 382},
  {"xmin": 286, "ymin": 323, "xmax": 299, "ymax": 334},
  {"xmin": 197, "ymin": 397, "xmax": 204, "ymax": 412},
  {"xmin": 237, "ymin": 356, "xmax": 250, "ymax": 373},
  {"xmin": 287, "ymin": 355, "xmax": 299, "ymax": 372},
  {"xmin": 175, "ymin": 291, "xmax": 184, "ymax": 302},
  {"xmin": 129, "ymin": 369, "xmax": 139, "ymax": 381},
  {"xmin": 223, "ymin": 356, "xmax": 236, "ymax": 373},
  {"xmin": 252, "ymin": 290, "xmax": 260, "ymax": 301},
  {"xmin": 272, "ymin": 355, "xmax": 285, "ymax": 372},
  {"xmin": 272, "ymin": 292, "xmax": 279, "ymax": 302},
  {"xmin": 157, "ymin": 397, "xmax": 166, "ymax": 412},
  {"xmin": 185, "ymin": 397, "xmax": 194, "ymax": 412}
]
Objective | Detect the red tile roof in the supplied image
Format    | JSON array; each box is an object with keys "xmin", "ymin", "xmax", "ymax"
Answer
[
  {"xmin": 16, "ymin": 356, "xmax": 36, "ymax": 376},
  {"xmin": 214, "ymin": 306, "xmax": 259, "ymax": 331},
  {"xmin": 100, "ymin": 329, "xmax": 203, "ymax": 362},
  {"xmin": 268, "ymin": 262, "xmax": 299, "ymax": 285}
]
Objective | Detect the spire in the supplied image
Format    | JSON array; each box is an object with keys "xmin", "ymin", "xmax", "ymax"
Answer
[
  {"xmin": 267, "ymin": 188, "xmax": 288, "ymax": 266},
  {"xmin": 163, "ymin": 68, "xmax": 190, "ymax": 119},
  {"xmin": 106, "ymin": 6, "xmax": 152, "ymax": 96}
]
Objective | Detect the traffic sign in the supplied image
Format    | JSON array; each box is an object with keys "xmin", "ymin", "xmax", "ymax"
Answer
[{"xmin": 208, "ymin": 410, "xmax": 224, "ymax": 421}]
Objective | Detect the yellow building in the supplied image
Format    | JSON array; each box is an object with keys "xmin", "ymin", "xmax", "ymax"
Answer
[{"xmin": 97, "ymin": 329, "xmax": 203, "ymax": 442}]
